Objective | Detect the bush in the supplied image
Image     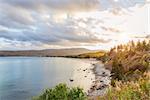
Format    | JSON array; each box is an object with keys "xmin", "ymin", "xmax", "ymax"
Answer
[
  {"xmin": 111, "ymin": 57, "xmax": 125, "ymax": 81},
  {"xmin": 33, "ymin": 83, "xmax": 87, "ymax": 100}
]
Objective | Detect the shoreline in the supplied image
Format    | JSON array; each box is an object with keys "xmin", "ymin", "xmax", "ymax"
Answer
[
  {"xmin": 69, "ymin": 58, "xmax": 98, "ymax": 93},
  {"xmin": 88, "ymin": 61, "xmax": 111, "ymax": 97}
]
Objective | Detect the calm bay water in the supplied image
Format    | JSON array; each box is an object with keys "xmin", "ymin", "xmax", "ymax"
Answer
[{"xmin": 0, "ymin": 57, "xmax": 95, "ymax": 100}]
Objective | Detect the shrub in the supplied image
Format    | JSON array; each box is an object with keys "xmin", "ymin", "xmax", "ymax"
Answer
[
  {"xmin": 111, "ymin": 58, "xmax": 125, "ymax": 81},
  {"xmin": 33, "ymin": 83, "xmax": 87, "ymax": 100}
]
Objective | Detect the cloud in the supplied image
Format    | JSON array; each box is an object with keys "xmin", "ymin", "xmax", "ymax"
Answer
[
  {"xmin": 0, "ymin": 15, "xmax": 111, "ymax": 46},
  {"xmin": 1, "ymin": 0, "xmax": 146, "ymax": 13},
  {"xmin": 133, "ymin": 34, "xmax": 150, "ymax": 39},
  {"xmin": 1, "ymin": 0, "xmax": 100, "ymax": 12},
  {"xmin": 101, "ymin": 26, "xmax": 121, "ymax": 33},
  {"xmin": 146, "ymin": 35, "xmax": 150, "ymax": 39},
  {"xmin": 0, "ymin": 0, "xmax": 148, "ymax": 50}
]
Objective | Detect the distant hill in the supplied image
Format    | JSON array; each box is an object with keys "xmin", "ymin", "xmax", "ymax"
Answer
[
  {"xmin": 67, "ymin": 51, "xmax": 106, "ymax": 58},
  {"xmin": 0, "ymin": 48, "xmax": 98, "ymax": 57}
]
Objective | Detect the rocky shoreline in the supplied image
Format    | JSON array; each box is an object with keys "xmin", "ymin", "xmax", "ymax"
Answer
[{"xmin": 88, "ymin": 62, "xmax": 111, "ymax": 97}]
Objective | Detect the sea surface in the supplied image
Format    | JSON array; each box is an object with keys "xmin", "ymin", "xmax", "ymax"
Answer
[{"xmin": 0, "ymin": 57, "xmax": 96, "ymax": 100}]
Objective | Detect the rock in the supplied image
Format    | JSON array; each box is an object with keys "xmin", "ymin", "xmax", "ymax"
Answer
[
  {"xmin": 102, "ymin": 75, "xmax": 107, "ymax": 77},
  {"xmin": 102, "ymin": 84, "xmax": 108, "ymax": 88},
  {"xmin": 100, "ymin": 80, "xmax": 103, "ymax": 83},
  {"xmin": 101, "ymin": 72, "xmax": 108, "ymax": 77},
  {"xmin": 69, "ymin": 79, "xmax": 74, "ymax": 82},
  {"xmin": 102, "ymin": 72, "xmax": 105, "ymax": 74}
]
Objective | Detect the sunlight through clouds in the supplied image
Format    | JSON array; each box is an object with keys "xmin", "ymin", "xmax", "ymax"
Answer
[{"xmin": 0, "ymin": 0, "xmax": 148, "ymax": 50}]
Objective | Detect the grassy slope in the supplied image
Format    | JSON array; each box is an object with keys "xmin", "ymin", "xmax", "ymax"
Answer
[
  {"xmin": 76, "ymin": 51, "xmax": 105, "ymax": 58},
  {"xmin": 98, "ymin": 40, "xmax": 150, "ymax": 100},
  {"xmin": 66, "ymin": 51, "xmax": 105, "ymax": 59}
]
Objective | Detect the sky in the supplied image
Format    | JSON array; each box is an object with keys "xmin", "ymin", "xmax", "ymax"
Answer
[{"xmin": 0, "ymin": 0, "xmax": 149, "ymax": 50}]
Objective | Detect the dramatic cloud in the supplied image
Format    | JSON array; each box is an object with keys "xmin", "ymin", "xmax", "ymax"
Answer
[
  {"xmin": 0, "ymin": 0, "xmax": 148, "ymax": 50},
  {"xmin": 0, "ymin": 0, "xmax": 100, "ymax": 12}
]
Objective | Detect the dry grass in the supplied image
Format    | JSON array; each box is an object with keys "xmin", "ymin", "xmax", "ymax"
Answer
[{"xmin": 98, "ymin": 72, "xmax": 150, "ymax": 100}]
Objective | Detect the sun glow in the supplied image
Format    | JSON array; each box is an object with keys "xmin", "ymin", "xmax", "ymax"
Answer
[
  {"xmin": 114, "ymin": 0, "xmax": 119, "ymax": 2},
  {"xmin": 118, "ymin": 33, "xmax": 131, "ymax": 44}
]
